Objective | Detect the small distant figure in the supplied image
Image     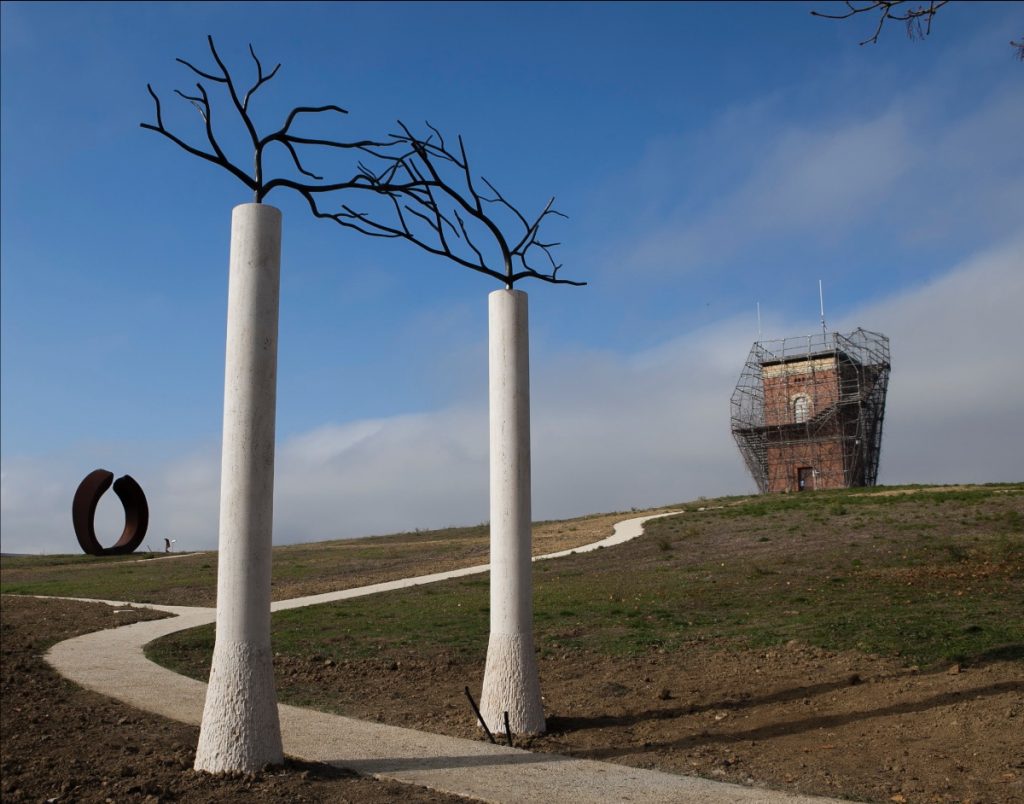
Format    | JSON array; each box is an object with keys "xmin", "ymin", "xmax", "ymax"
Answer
[{"xmin": 164, "ymin": 538, "xmax": 176, "ymax": 554}]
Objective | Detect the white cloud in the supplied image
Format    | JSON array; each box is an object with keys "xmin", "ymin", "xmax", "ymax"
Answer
[
  {"xmin": 273, "ymin": 410, "xmax": 490, "ymax": 542},
  {"xmin": 0, "ymin": 460, "xmax": 70, "ymax": 554},
  {"xmin": 622, "ymin": 108, "xmax": 913, "ymax": 274},
  {"xmin": 3, "ymin": 236, "xmax": 1021, "ymax": 555},
  {"xmin": 736, "ymin": 113, "xmax": 912, "ymax": 231},
  {"xmin": 611, "ymin": 75, "xmax": 1023, "ymax": 279},
  {"xmin": 845, "ymin": 234, "xmax": 1024, "ymax": 484}
]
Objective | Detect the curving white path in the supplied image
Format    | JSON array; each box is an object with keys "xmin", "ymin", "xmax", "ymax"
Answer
[{"xmin": 44, "ymin": 512, "xmax": 843, "ymax": 803}]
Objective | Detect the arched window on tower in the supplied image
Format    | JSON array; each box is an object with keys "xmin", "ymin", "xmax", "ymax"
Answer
[{"xmin": 793, "ymin": 394, "xmax": 811, "ymax": 423}]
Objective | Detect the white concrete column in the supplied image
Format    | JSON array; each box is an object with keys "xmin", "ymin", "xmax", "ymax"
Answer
[
  {"xmin": 194, "ymin": 203, "xmax": 284, "ymax": 772},
  {"xmin": 479, "ymin": 288, "xmax": 545, "ymax": 735}
]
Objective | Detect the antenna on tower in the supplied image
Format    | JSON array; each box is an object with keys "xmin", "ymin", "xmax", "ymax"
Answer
[
  {"xmin": 757, "ymin": 302, "xmax": 762, "ymax": 342},
  {"xmin": 819, "ymin": 279, "xmax": 828, "ymax": 338}
]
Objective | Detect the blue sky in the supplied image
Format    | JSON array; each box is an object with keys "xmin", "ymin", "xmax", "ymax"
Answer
[{"xmin": 2, "ymin": 1, "xmax": 1022, "ymax": 553}]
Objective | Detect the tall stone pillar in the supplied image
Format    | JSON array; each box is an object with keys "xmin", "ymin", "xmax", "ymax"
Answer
[
  {"xmin": 479, "ymin": 288, "xmax": 545, "ymax": 735},
  {"xmin": 194, "ymin": 203, "xmax": 284, "ymax": 772}
]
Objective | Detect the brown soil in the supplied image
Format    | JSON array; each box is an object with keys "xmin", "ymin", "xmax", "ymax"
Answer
[
  {"xmin": 259, "ymin": 490, "xmax": 1024, "ymax": 804},
  {"xmin": 5, "ymin": 490, "xmax": 1022, "ymax": 803},
  {"xmin": 0, "ymin": 596, "xmax": 467, "ymax": 803},
  {"xmin": 270, "ymin": 641, "xmax": 1023, "ymax": 804},
  {"xmin": 7, "ymin": 598, "xmax": 1019, "ymax": 804}
]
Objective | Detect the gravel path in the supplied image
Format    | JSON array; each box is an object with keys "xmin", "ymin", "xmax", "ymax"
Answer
[{"xmin": 45, "ymin": 513, "xmax": 844, "ymax": 803}]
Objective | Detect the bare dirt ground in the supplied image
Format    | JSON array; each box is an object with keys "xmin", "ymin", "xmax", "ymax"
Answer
[
  {"xmin": 268, "ymin": 639, "xmax": 1023, "ymax": 804},
  {"xmin": 6, "ymin": 597, "xmax": 1019, "ymax": 804},
  {"xmin": 307, "ymin": 639, "xmax": 1019, "ymax": 802},
  {"xmin": 259, "ymin": 491, "xmax": 1024, "ymax": 804},
  {"xmin": 4, "ymin": 490, "xmax": 1022, "ymax": 803},
  {"xmin": 0, "ymin": 596, "xmax": 467, "ymax": 804}
]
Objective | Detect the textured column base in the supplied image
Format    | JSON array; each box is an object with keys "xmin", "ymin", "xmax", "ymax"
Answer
[
  {"xmin": 479, "ymin": 632, "xmax": 545, "ymax": 735},
  {"xmin": 194, "ymin": 640, "xmax": 283, "ymax": 772}
]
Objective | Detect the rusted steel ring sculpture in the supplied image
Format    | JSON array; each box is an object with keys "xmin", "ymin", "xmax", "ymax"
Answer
[{"xmin": 72, "ymin": 469, "xmax": 149, "ymax": 556}]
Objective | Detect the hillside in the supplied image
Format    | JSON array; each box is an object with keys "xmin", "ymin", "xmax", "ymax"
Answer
[{"xmin": 4, "ymin": 483, "xmax": 1022, "ymax": 802}]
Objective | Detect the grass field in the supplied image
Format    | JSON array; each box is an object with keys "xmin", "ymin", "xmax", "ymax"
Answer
[
  {"xmin": 0, "ymin": 511, "xmax": 637, "ymax": 606},
  {"xmin": 4, "ymin": 484, "xmax": 1021, "ymax": 672},
  {"xmin": 6, "ymin": 483, "xmax": 1022, "ymax": 803}
]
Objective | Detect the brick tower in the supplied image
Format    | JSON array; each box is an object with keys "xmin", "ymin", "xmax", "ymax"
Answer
[{"xmin": 731, "ymin": 329, "xmax": 890, "ymax": 494}]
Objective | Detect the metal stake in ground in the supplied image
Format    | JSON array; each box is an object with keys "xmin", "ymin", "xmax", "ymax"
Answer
[{"xmin": 463, "ymin": 686, "xmax": 496, "ymax": 744}]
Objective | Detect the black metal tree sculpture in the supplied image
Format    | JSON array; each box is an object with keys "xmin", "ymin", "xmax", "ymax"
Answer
[
  {"xmin": 313, "ymin": 125, "xmax": 584, "ymax": 734},
  {"xmin": 143, "ymin": 38, "xmax": 581, "ymax": 771}
]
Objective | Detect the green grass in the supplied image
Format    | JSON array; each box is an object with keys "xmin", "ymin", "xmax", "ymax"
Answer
[
  {"xmin": 0, "ymin": 522, "xmax": 494, "ymax": 606},
  {"xmin": 0, "ymin": 552, "xmax": 219, "ymax": 604},
  {"xmin": 143, "ymin": 483, "xmax": 1024, "ymax": 683},
  {"xmin": 7, "ymin": 483, "xmax": 1021, "ymax": 676}
]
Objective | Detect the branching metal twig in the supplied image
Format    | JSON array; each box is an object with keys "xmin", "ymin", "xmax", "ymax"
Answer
[
  {"xmin": 319, "ymin": 120, "xmax": 584, "ymax": 287},
  {"xmin": 811, "ymin": 0, "xmax": 950, "ymax": 46},
  {"xmin": 142, "ymin": 38, "xmax": 584, "ymax": 288},
  {"xmin": 142, "ymin": 36, "xmax": 396, "ymax": 203}
]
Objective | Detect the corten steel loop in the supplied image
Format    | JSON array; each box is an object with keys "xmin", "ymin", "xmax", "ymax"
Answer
[{"xmin": 72, "ymin": 469, "xmax": 149, "ymax": 556}]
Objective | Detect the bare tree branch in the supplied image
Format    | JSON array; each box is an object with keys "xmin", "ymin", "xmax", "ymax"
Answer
[
  {"xmin": 242, "ymin": 43, "xmax": 281, "ymax": 111},
  {"xmin": 813, "ymin": 2, "xmax": 1022, "ymax": 60},
  {"xmin": 142, "ymin": 36, "xmax": 395, "ymax": 203},
  {"xmin": 317, "ymin": 122, "xmax": 583, "ymax": 287},
  {"xmin": 143, "ymin": 39, "xmax": 583, "ymax": 288},
  {"xmin": 811, "ymin": 1, "xmax": 950, "ymax": 46},
  {"xmin": 143, "ymin": 84, "xmax": 256, "ymax": 191}
]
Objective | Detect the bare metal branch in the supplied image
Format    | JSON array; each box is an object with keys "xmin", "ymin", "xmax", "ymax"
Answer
[
  {"xmin": 279, "ymin": 104, "xmax": 348, "ymax": 134},
  {"xmin": 243, "ymin": 43, "xmax": 281, "ymax": 111},
  {"xmin": 143, "ymin": 83, "xmax": 255, "ymax": 191},
  {"xmin": 175, "ymin": 56, "xmax": 225, "ymax": 83},
  {"xmin": 142, "ymin": 37, "xmax": 398, "ymax": 203},
  {"xmin": 320, "ymin": 121, "xmax": 584, "ymax": 287},
  {"xmin": 173, "ymin": 88, "xmax": 207, "ymax": 120},
  {"xmin": 811, "ymin": 0, "xmax": 950, "ymax": 46},
  {"xmin": 142, "ymin": 40, "xmax": 584, "ymax": 288}
]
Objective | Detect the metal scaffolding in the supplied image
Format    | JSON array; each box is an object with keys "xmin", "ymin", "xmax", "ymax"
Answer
[{"xmin": 730, "ymin": 328, "xmax": 890, "ymax": 494}]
